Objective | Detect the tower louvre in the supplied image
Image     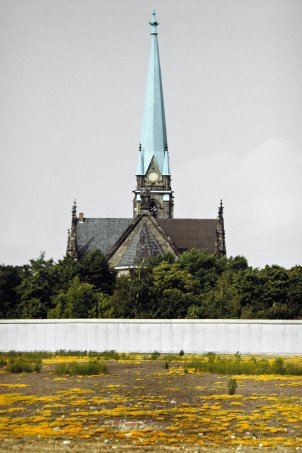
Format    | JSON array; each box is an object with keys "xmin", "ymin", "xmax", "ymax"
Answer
[{"xmin": 133, "ymin": 11, "xmax": 173, "ymax": 220}]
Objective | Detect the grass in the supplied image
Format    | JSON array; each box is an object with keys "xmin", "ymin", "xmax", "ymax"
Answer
[
  {"xmin": 6, "ymin": 358, "xmax": 42, "ymax": 373},
  {"xmin": 54, "ymin": 360, "xmax": 108, "ymax": 375},
  {"xmin": 227, "ymin": 378, "xmax": 237, "ymax": 395},
  {"xmin": 186, "ymin": 353, "xmax": 302, "ymax": 375}
]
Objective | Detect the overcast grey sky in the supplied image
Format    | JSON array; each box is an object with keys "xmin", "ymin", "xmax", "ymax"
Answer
[{"xmin": 1, "ymin": 0, "xmax": 302, "ymax": 268}]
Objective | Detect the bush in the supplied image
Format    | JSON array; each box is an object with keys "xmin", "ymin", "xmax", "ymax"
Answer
[
  {"xmin": 98, "ymin": 350, "xmax": 120, "ymax": 360},
  {"xmin": 228, "ymin": 378, "xmax": 237, "ymax": 395},
  {"xmin": 7, "ymin": 358, "xmax": 42, "ymax": 373},
  {"xmin": 150, "ymin": 351, "xmax": 161, "ymax": 360},
  {"xmin": 55, "ymin": 361, "xmax": 107, "ymax": 376},
  {"xmin": 179, "ymin": 349, "xmax": 185, "ymax": 357},
  {"xmin": 186, "ymin": 354, "xmax": 302, "ymax": 376}
]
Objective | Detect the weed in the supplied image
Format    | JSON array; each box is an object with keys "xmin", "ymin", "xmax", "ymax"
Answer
[
  {"xmin": 7, "ymin": 358, "xmax": 42, "ymax": 373},
  {"xmin": 187, "ymin": 353, "xmax": 302, "ymax": 375},
  {"xmin": 228, "ymin": 378, "xmax": 237, "ymax": 395},
  {"xmin": 98, "ymin": 350, "xmax": 120, "ymax": 360},
  {"xmin": 164, "ymin": 361, "xmax": 170, "ymax": 370},
  {"xmin": 150, "ymin": 351, "xmax": 161, "ymax": 360},
  {"xmin": 54, "ymin": 361, "xmax": 107, "ymax": 376},
  {"xmin": 187, "ymin": 354, "xmax": 302, "ymax": 376}
]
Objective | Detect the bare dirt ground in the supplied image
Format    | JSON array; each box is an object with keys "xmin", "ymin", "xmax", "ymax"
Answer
[{"xmin": 0, "ymin": 357, "xmax": 301, "ymax": 452}]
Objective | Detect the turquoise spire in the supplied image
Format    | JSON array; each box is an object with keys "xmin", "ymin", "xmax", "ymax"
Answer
[{"xmin": 138, "ymin": 10, "xmax": 169, "ymax": 176}]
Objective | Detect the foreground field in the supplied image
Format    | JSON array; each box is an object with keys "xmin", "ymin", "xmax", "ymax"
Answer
[{"xmin": 0, "ymin": 353, "xmax": 302, "ymax": 451}]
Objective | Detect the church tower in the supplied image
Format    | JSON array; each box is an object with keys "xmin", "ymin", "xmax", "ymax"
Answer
[{"xmin": 133, "ymin": 11, "xmax": 173, "ymax": 219}]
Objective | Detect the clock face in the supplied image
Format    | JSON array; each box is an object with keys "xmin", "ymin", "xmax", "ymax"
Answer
[{"xmin": 149, "ymin": 171, "xmax": 159, "ymax": 183}]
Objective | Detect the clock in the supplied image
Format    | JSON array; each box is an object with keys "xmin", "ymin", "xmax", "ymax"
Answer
[{"xmin": 149, "ymin": 172, "xmax": 159, "ymax": 183}]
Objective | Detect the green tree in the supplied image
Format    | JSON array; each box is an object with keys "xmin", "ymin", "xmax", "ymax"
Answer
[
  {"xmin": 152, "ymin": 261, "xmax": 199, "ymax": 318},
  {"xmin": 111, "ymin": 266, "xmax": 155, "ymax": 318},
  {"xmin": 201, "ymin": 272, "xmax": 241, "ymax": 318},
  {"xmin": 283, "ymin": 266, "xmax": 302, "ymax": 318},
  {"xmin": 178, "ymin": 249, "xmax": 226, "ymax": 292},
  {"xmin": 79, "ymin": 250, "xmax": 116, "ymax": 294},
  {"xmin": 0, "ymin": 265, "xmax": 24, "ymax": 318},
  {"xmin": 16, "ymin": 253, "xmax": 58, "ymax": 318},
  {"xmin": 64, "ymin": 276, "xmax": 99, "ymax": 318}
]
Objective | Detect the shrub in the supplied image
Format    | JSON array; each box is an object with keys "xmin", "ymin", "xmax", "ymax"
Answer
[
  {"xmin": 7, "ymin": 358, "xmax": 42, "ymax": 373},
  {"xmin": 271, "ymin": 357, "xmax": 285, "ymax": 374},
  {"xmin": 98, "ymin": 350, "xmax": 120, "ymax": 360},
  {"xmin": 186, "ymin": 354, "xmax": 302, "ymax": 376},
  {"xmin": 164, "ymin": 361, "xmax": 169, "ymax": 370},
  {"xmin": 150, "ymin": 351, "xmax": 161, "ymax": 360},
  {"xmin": 179, "ymin": 349, "xmax": 185, "ymax": 357},
  {"xmin": 228, "ymin": 378, "xmax": 237, "ymax": 395},
  {"xmin": 55, "ymin": 361, "xmax": 107, "ymax": 376}
]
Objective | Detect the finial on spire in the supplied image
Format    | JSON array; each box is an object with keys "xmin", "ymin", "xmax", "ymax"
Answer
[
  {"xmin": 72, "ymin": 199, "xmax": 77, "ymax": 222},
  {"xmin": 149, "ymin": 10, "xmax": 159, "ymax": 35},
  {"xmin": 218, "ymin": 199, "xmax": 224, "ymax": 218}
]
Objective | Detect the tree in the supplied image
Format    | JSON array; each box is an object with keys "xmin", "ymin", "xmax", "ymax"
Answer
[
  {"xmin": 201, "ymin": 272, "xmax": 241, "ymax": 318},
  {"xmin": 285, "ymin": 266, "xmax": 302, "ymax": 318},
  {"xmin": 152, "ymin": 261, "xmax": 199, "ymax": 318},
  {"xmin": 16, "ymin": 253, "xmax": 58, "ymax": 318},
  {"xmin": 0, "ymin": 265, "xmax": 24, "ymax": 318},
  {"xmin": 111, "ymin": 266, "xmax": 155, "ymax": 318},
  {"xmin": 64, "ymin": 276, "xmax": 100, "ymax": 318},
  {"xmin": 178, "ymin": 249, "xmax": 226, "ymax": 292},
  {"xmin": 79, "ymin": 250, "xmax": 116, "ymax": 294}
]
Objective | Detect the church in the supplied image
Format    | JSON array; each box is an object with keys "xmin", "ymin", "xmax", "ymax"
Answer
[{"xmin": 66, "ymin": 11, "xmax": 226, "ymax": 272}]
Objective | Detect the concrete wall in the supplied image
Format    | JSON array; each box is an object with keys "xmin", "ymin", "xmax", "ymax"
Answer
[{"xmin": 0, "ymin": 319, "xmax": 301, "ymax": 354}]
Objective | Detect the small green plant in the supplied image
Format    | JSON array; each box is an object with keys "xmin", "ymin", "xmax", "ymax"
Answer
[
  {"xmin": 184, "ymin": 367, "xmax": 188, "ymax": 374},
  {"xmin": 0, "ymin": 356, "xmax": 7, "ymax": 367},
  {"xmin": 7, "ymin": 358, "xmax": 42, "ymax": 373},
  {"xmin": 228, "ymin": 378, "xmax": 237, "ymax": 395},
  {"xmin": 164, "ymin": 361, "xmax": 169, "ymax": 370},
  {"xmin": 150, "ymin": 351, "xmax": 161, "ymax": 360},
  {"xmin": 55, "ymin": 361, "xmax": 107, "ymax": 376},
  {"xmin": 98, "ymin": 350, "xmax": 120, "ymax": 360},
  {"xmin": 271, "ymin": 357, "xmax": 285, "ymax": 375},
  {"xmin": 186, "ymin": 354, "xmax": 302, "ymax": 376}
]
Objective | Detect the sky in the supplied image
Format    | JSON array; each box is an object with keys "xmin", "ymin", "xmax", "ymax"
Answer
[{"xmin": 1, "ymin": 0, "xmax": 302, "ymax": 269}]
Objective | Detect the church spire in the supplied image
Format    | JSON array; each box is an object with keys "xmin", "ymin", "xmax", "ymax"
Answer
[
  {"xmin": 133, "ymin": 11, "xmax": 173, "ymax": 219},
  {"xmin": 139, "ymin": 10, "xmax": 169, "ymax": 175}
]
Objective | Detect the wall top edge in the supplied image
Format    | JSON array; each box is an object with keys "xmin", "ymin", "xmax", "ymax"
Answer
[{"xmin": 1, "ymin": 319, "xmax": 302, "ymax": 325}]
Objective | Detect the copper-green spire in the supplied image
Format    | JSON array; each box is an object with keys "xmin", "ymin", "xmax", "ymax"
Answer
[{"xmin": 137, "ymin": 10, "xmax": 170, "ymax": 176}]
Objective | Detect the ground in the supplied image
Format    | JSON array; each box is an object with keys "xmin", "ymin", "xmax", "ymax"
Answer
[{"xmin": 0, "ymin": 354, "xmax": 302, "ymax": 452}]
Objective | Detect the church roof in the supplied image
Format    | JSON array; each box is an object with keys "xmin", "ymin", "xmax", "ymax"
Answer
[
  {"xmin": 139, "ymin": 10, "xmax": 169, "ymax": 176},
  {"xmin": 76, "ymin": 218, "xmax": 132, "ymax": 258},
  {"xmin": 158, "ymin": 219, "xmax": 218, "ymax": 254},
  {"xmin": 76, "ymin": 216, "xmax": 218, "ymax": 264}
]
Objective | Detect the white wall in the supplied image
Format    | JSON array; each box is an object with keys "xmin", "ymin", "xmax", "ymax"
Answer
[{"xmin": 0, "ymin": 319, "xmax": 301, "ymax": 354}]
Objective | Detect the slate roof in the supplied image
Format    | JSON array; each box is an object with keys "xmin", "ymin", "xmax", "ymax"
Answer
[
  {"xmin": 76, "ymin": 218, "xmax": 132, "ymax": 258},
  {"xmin": 117, "ymin": 223, "xmax": 164, "ymax": 267},
  {"xmin": 158, "ymin": 219, "xmax": 217, "ymax": 254},
  {"xmin": 76, "ymin": 217, "xmax": 217, "ymax": 262}
]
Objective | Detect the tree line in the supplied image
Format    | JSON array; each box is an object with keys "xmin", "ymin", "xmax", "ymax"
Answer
[{"xmin": 0, "ymin": 249, "xmax": 301, "ymax": 319}]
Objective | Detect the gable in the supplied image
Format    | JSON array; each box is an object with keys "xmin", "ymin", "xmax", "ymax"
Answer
[{"xmin": 109, "ymin": 214, "xmax": 178, "ymax": 269}]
